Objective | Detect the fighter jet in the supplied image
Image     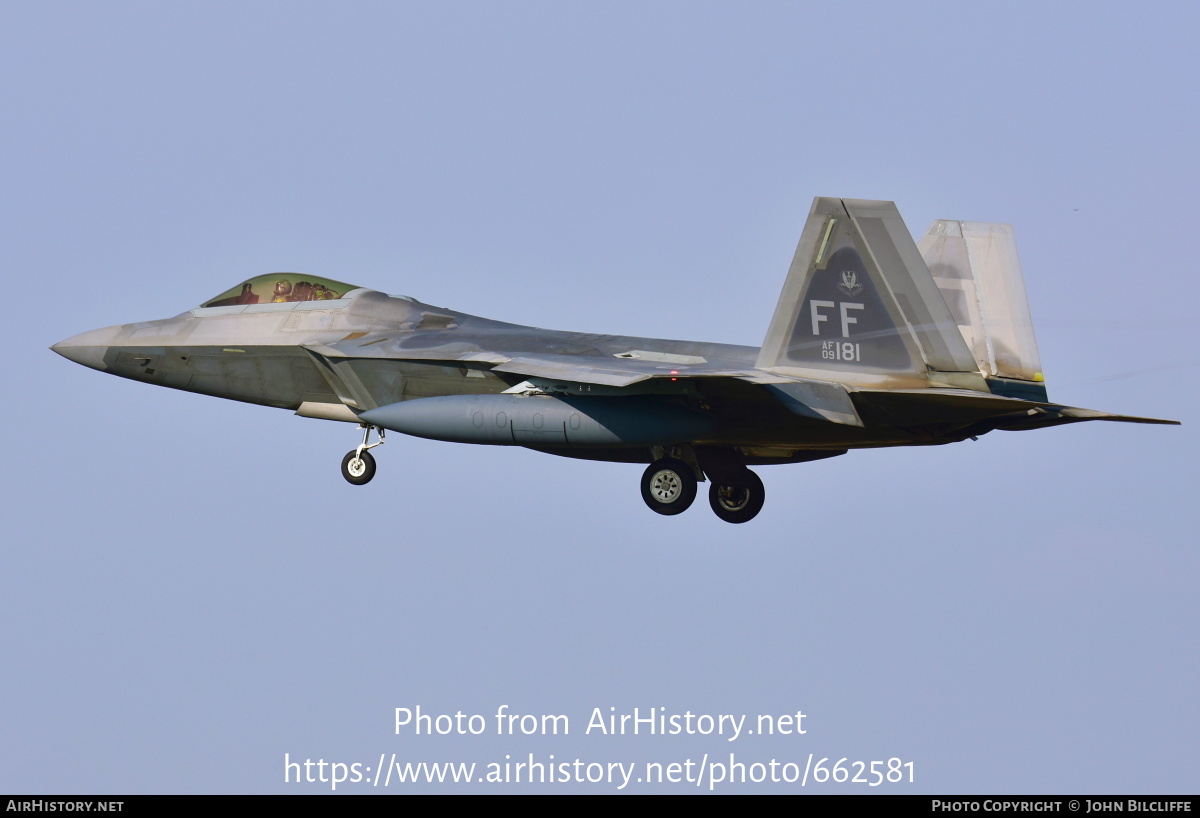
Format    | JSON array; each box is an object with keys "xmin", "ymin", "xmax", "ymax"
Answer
[{"xmin": 52, "ymin": 197, "xmax": 1177, "ymax": 523}]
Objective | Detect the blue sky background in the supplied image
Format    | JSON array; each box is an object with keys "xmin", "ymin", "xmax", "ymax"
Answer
[{"xmin": 3, "ymin": 1, "xmax": 1196, "ymax": 793}]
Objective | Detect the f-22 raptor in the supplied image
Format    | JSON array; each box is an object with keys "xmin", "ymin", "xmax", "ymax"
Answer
[{"xmin": 52, "ymin": 197, "xmax": 1177, "ymax": 523}]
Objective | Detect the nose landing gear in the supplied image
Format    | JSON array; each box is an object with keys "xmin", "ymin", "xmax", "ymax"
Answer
[{"xmin": 341, "ymin": 424, "xmax": 385, "ymax": 485}]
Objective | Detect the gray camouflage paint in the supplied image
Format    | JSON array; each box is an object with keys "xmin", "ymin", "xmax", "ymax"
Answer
[{"xmin": 52, "ymin": 197, "xmax": 1177, "ymax": 494}]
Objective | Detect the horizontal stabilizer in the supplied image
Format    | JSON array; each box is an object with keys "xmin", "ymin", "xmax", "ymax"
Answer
[
  {"xmin": 852, "ymin": 388, "xmax": 1179, "ymax": 430},
  {"xmin": 852, "ymin": 387, "xmax": 1038, "ymax": 426},
  {"xmin": 1046, "ymin": 407, "xmax": 1179, "ymax": 425}
]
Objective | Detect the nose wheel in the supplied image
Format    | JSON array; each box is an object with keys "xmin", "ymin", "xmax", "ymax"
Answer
[
  {"xmin": 341, "ymin": 424, "xmax": 384, "ymax": 485},
  {"xmin": 341, "ymin": 449, "xmax": 376, "ymax": 485}
]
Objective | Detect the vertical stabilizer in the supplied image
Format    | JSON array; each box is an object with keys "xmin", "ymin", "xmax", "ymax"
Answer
[
  {"xmin": 918, "ymin": 220, "xmax": 1045, "ymax": 400},
  {"xmin": 757, "ymin": 197, "xmax": 985, "ymax": 390}
]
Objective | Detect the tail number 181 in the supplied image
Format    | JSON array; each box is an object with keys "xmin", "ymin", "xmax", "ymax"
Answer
[{"xmin": 822, "ymin": 341, "xmax": 861, "ymax": 361}]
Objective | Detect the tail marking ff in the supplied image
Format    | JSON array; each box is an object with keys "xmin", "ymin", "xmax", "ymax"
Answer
[{"xmin": 757, "ymin": 197, "xmax": 984, "ymax": 390}]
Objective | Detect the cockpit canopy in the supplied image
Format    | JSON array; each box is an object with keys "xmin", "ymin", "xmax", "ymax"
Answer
[{"xmin": 202, "ymin": 273, "xmax": 364, "ymax": 308}]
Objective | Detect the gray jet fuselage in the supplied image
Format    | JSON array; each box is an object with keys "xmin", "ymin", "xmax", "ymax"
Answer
[
  {"xmin": 53, "ymin": 288, "xmax": 917, "ymax": 457},
  {"xmin": 53, "ymin": 197, "xmax": 1177, "ymax": 522}
]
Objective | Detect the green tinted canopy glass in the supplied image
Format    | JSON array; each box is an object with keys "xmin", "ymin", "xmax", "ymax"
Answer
[{"xmin": 202, "ymin": 274, "xmax": 363, "ymax": 308}]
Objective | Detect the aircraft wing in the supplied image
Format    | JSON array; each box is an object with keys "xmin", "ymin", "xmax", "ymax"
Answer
[
  {"xmin": 304, "ymin": 334, "xmax": 873, "ymax": 425},
  {"xmin": 303, "ymin": 338, "xmax": 512, "ymax": 364},
  {"xmin": 492, "ymin": 355, "xmax": 684, "ymax": 387},
  {"xmin": 488, "ymin": 354, "xmax": 791, "ymax": 388},
  {"xmin": 306, "ymin": 337, "xmax": 769, "ymax": 386}
]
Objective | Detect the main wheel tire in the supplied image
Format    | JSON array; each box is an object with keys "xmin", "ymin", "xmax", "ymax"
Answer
[
  {"xmin": 640, "ymin": 458, "xmax": 697, "ymax": 515},
  {"xmin": 708, "ymin": 470, "xmax": 765, "ymax": 524},
  {"xmin": 341, "ymin": 449, "xmax": 377, "ymax": 485}
]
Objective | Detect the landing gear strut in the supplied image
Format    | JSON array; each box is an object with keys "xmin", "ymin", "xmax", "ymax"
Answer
[
  {"xmin": 341, "ymin": 424, "xmax": 384, "ymax": 485},
  {"xmin": 640, "ymin": 458, "xmax": 697, "ymax": 515}
]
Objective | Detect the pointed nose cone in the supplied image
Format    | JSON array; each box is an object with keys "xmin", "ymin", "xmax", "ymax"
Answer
[{"xmin": 51, "ymin": 325, "xmax": 122, "ymax": 371}]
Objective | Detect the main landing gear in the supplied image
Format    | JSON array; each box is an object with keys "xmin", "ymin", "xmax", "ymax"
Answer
[
  {"xmin": 341, "ymin": 424, "xmax": 385, "ymax": 485},
  {"xmin": 639, "ymin": 453, "xmax": 766, "ymax": 524},
  {"xmin": 708, "ymin": 470, "xmax": 765, "ymax": 524},
  {"xmin": 640, "ymin": 458, "xmax": 698, "ymax": 516}
]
